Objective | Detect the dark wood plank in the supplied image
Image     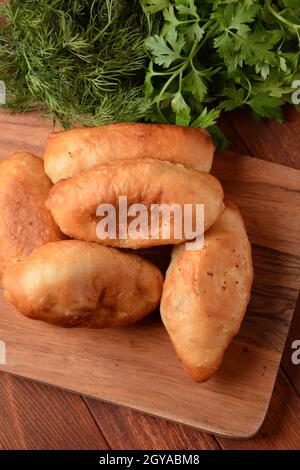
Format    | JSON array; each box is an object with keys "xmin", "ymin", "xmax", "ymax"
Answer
[
  {"xmin": 218, "ymin": 115, "xmax": 249, "ymax": 155},
  {"xmin": 225, "ymin": 105, "xmax": 300, "ymax": 170},
  {"xmin": 84, "ymin": 399, "xmax": 219, "ymax": 450},
  {"xmin": 0, "ymin": 374, "xmax": 109, "ymax": 450},
  {"xmin": 216, "ymin": 370, "xmax": 300, "ymax": 449}
]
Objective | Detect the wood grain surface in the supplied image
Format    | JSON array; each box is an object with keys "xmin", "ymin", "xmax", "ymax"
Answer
[
  {"xmin": 0, "ymin": 108, "xmax": 300, "ymax": 449},
  {"xmin": 0, "ymin": 373, "xmax": 108, "ymax": 450}
]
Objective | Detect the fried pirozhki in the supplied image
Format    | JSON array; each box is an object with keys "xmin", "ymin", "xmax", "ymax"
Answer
[
  {"xmin": 0, "ymin": 152, "xmax": 64, "ymax": 277},
  {"xmin": 46, "ymin": 158, "xmax": 224, "ymax": 249},
  {"xmin": 44, "ymin": 123, "xmax": 215, "ymax": 183},
  {"xmin": 160, "ymin": 202, "xmax": 253, "ymax": 383},
  {"xmin": 3, "ymin": 240, "xmax": 163, "ymax": 328}
]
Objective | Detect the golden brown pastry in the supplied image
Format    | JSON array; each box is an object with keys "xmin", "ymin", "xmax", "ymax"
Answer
[
  {"xmin": 0, "ymin": 152, "xmax": 64, "ymax": 277},
  {"xmin": 3, "ymin": 240, "xmax": 163, "ymax": 328},
  {"xmin": 46, "ymin": 158, "xmax": 225, "ymax": 249},
  {"xmin": 44, "ymin": 123, "xmax": 215, "ymax": 183},
  {"xmin": 160, "ymin": 202, "xmax": 253, "ymax": 383}
]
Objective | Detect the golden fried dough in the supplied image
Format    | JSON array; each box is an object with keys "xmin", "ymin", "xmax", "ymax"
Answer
[
  {"xmin": 160, "ymin": 202, "xmax": 253, "ymax": 383},
  {"xmin": 46, "ymin": 158, "xmax": 225, "ymax": 249},
  {"xmin": 44, "ymin": 123, "xmax": 215, "ymax": 183},
  {"xmin": 3, "ymin": 240, "xmax": 163, "ymax": 328},
  {"xmin": 0, "ymin": 152, "xmax": 64, "ymax": 277}
]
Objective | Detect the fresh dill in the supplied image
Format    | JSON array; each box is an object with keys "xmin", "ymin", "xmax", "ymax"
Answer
[{"xmin": 0, "ymin": 0, "xmax": 153, "ymax": 127}]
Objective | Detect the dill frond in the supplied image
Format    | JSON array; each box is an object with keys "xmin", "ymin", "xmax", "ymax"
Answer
[{"xmin": 0, "ymin": 0, "xmax": 153, "ymax": 127}]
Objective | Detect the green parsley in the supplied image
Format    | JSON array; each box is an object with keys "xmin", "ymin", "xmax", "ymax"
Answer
[{"xmin": 142, "ymin": 0, "xmax": 300, "ymax": 148}]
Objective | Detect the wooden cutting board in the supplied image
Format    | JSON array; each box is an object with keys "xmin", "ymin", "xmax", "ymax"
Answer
[{"xmin": 0, "ymin": 112, "xmax": 300, "ymax": 438}]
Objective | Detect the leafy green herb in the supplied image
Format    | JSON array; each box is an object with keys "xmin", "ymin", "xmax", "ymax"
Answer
[
  {"xmin": 142, "ymin": 0, "xmax": 300, "ymax": 147},
  {"xmin": 0, "ymin": 0, "xmax": 299, "ymax": 146},
  {"xmin": 0, "ymin": 0, "xmax": 153, "ymax": 127}
]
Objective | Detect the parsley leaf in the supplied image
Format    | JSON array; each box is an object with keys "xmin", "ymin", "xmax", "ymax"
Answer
[
  {"xmin": 143, "ymin": 0, "xmax": 300, "ymax": 148},
  {"xmin": 248, "ymin": 93, "xmax": 284, "ymax": 121},
  {"xmin": 145, "ymin": 33, "xmax": 185, "ymax": 68}
]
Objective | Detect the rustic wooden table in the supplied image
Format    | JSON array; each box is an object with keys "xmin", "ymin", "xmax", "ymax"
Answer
[{"xmin": 0, "ymin": 106, "xmax": 299, "ymax": 450}]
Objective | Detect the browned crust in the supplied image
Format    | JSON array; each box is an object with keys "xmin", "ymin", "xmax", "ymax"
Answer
[
  {"xmin": 3, "ymin": 240, "xmax": 163, "ymax": 328},
  {"xmin": 0, "ymin": 152, "xmax": 65, "ymax": 278},
  {"xmin": 44, "ymin": 123, "xmax": 215, "ymax": 183},
  {"xmin": 46, "ymin": 158, "xmax": 225, "ymax": 249},
  {"xmin": 160, "ymin": 201, "xmax": 254, "ymax": 383}
]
